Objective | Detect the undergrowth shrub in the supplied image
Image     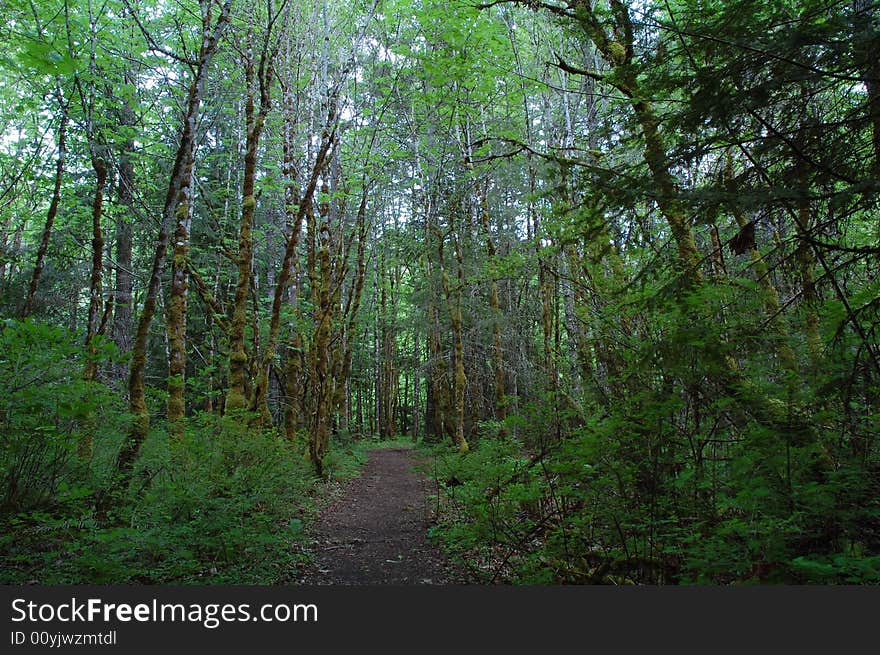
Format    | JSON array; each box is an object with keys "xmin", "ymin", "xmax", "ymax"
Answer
[
  {"xmin": 0, "ymin": 319, "xmax": 123, "ymax": 511},
  {"xmin": 427, "ymin": 283, "xmax": 880, "ymax": 585},
  {"xmin": 430, "ymin": 415, "xmax": 880, "ymax": 585},
  {"xmin": 1, "ymin": 394, "xmax": 376, "ymax": 583},
  {"xmin": 64, "ymin": 413, "xmax": 316, "ymax": 583}
]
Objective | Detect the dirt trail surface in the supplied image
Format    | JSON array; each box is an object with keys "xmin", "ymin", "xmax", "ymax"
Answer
[{"xmin": 298, "ymin": 447, "xmax": 468, "ymax": 585}]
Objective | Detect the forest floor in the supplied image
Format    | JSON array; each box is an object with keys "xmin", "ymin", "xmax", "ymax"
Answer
[{"xmin": 297, "ymin": 446, "xmax": 468, "ymax": 585}]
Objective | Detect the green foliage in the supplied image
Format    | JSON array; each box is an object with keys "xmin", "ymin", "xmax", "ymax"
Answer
[
  {"xmin": 119, "ymin": 415, "xmax": 313, "ymax": 583},
  {"xmin": 427, "ymin": 276, "xmax": 880, "ymax": 583},
  {"xmin": 3, "ymin": 0, "xmax": 879, "ymax": 588},
  {"xmin": 0, "ymin": 319, "xmax": 121, "ymax": 511},
  {"xmin": 0, "ymin": 410, "xmax": 372, "ymax": 584}
]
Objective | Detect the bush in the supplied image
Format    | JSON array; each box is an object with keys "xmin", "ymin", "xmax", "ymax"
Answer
[
  {"xmin": 0, "ymin": 407, "xmax": 371, "ymax": 584},
  {"xmin": 425, "ymin": 283, "xmax": 880, "ymax": 584},
  {"xmin": 0, "ymin": 319, "xmax": 121, "ymax": 511}
]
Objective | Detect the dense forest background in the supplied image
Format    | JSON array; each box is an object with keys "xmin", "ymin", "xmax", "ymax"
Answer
[{"xmin": 1, "ymin": 0, "xmax": 878, "ymax": 584}]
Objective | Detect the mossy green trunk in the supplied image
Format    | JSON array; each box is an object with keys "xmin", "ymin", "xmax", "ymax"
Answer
[
  {"xmin": 795, "ymin": 172, "xmax": 822, "ymax": 369},
  {"xmin": 111, "ymin": 1, "xmax": 232, "ymax": 502},
  {"xmin": 79, "ymin": 154, "xmax": 108, "ymax": 459},
  {"xmin": 227, "ymin": 29, "xmax": 273, "ymax": 413},
  {"xmin": 83, "ymin": 156, "xmax": 107, "ymax": 381},
  {"xmin": 480, "ymin": 182, "xmax": 506, "ymax": 423},
  {"xmin": 333, "ymin": 190, "xmax": 369, "ymax": 421},
  {"xmin": 724, "ymin": 159, "xmax": 798, "ymax": 374},
  {"xmin": 439, "ymin": 229, "xmax": 469, "ymax": 454},
  {"xmin": 252, "ymin": 99, "xmax": 337, "ymax": 422},
  {"xmin": 167, "ymin": 191, "xmax": 193, "ymax": 439},
  {"xmin": 283, "ymin": 332, "xmax": 304, "ymax": 441},
  {"xmin": 565, "ymin": 0, "xmax": 816, "ymax": 446},
  {"xmin": 309, "ymin": 182, "xmax": 334, "ymax": 475}
]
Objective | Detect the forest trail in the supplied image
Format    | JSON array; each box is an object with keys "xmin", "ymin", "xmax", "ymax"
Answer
[{"xmin": 298, "ymin": 447, "xmax": 467, "ymax": 585}]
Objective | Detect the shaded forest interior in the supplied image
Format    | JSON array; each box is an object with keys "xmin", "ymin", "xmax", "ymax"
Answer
[{"xmin": 1, "ymin": 0, "xmax": 879, "ymax": 584}]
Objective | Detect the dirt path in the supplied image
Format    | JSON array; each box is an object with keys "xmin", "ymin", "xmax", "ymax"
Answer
[{"xmin": 298, "ymin": 447, "xmax": 467, "ymax": 585}]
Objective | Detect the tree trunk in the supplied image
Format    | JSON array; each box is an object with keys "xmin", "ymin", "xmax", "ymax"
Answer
[
  {"xmin": 83, "ymin": 155, "xmax": 107, "ymax": 383},
  {"xmin": 166, "ymin": 170, "xmax": 194, "ymax": 438},
  {"xmin": 412, "ymin": 330, "xmax": 420, "ymax": 440},
  {"xmin": 283, "ymin": 331, "xmax": 304, "ymax": 441},
  {"xmin": 309, "ymin": 179, "xmax": 334, "ymax": 475},
  {"xmin": 795, "ymin": 178, "xmax": 822, "ymax": 369},
  {"xmin": 724, "ymin": 157, "xmax": 798, "ymax": 374},
  {"xmin": 113, "ymin": 80, "xmax": 135, "ymax": 386},
  {"xmin": 479, "ymin": 179, "xmax": 506, "ymax": 424},
  {"xmin": 252, "ymin": 96, "xmax": 337, "ymax": 420},
  {"xmin": 77, "ymin": 150, "xmax": 108, "ymax": 461},
  {"xmin": 332, "ymin": 185, "xmax": 370, "ymax": 422},
  {"xmin": 438, "ymin": 227, "xmax": 469, "ymax": 454},
  {"xmin": 22, "ymin": 97, "xmax": 68, "ymax": 319},
  {"xmin": 109, "ymin": 1, "xmax": 232, "ymax": 504},
  {"xmin": 226, "ymin": 41, "xmax": 270, "ymax": 412}
]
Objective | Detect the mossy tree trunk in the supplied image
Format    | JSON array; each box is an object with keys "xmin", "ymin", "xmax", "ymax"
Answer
[
  {"xmin": 83, "ymin": 153, "xmax": 107, "ymax": 384},
  {"xmin": 478, "ymin": 178, "xmax": 506, "ymax": 424},
  {"xmin": 79, "ymin": 145, "xmax": 107, "ymax": 461},
  {"xmin": 166, "ymin": 172, "xmax": 194, "ymax": 438},
  {"xmin": 437, "ymin": 224, "xmax": 469, "ymax": 454},
  {"xmin": 80, "ymin": 0, "xmax": 110, "ymax": 394},
  {"xmin": 423, "ymin": 196, "xmax": 447, "ymax": 443},
  {"xmin": 226, "ymin": 18, "xmax": 277, "ymax": 413},
  {"xmin": 109, "ymin": 0, "xmax": 232, "ymax": 504},
  {"xmin": 332, "ymin": 185, "xmax": 370, "ymax": 423},
  {"xmin": 309, "ymin": 177, "xmax": 334, "ymax": 475},
  {"xmin": 795, "ymin": 165, "xmax": 822, "ymax": 369},
  {"xmin": 723, "ymin": 157, "xmax": 798, "ymax": 375},
  {"xmin": 252, "ymin": 91, "xmax": 338, "ymax": 422}
]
